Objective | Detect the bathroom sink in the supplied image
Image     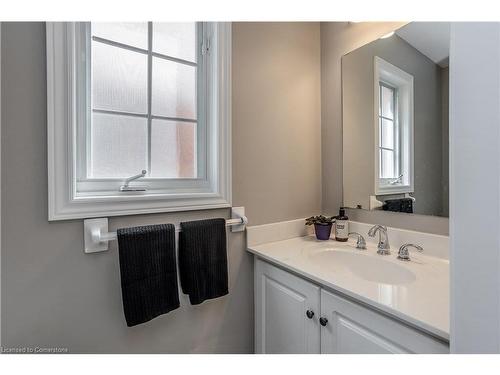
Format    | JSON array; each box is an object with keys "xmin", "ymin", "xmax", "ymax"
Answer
[{"xmin": 308, "ymin": 250, "xmax": 416, "ymax": 285}]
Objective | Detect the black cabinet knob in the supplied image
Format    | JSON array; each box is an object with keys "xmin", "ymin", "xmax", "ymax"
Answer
[
  {"xmin": 306, "ymin": 310, "xmax": 314, "ymax": 319},
  {"xmin": 319, "ymin": 317, "xmax": 328, "ymax": 326}
]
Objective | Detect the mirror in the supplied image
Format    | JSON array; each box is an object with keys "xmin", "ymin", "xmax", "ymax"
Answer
[{"xmin": 342, "ymin": 22, "xmax": 450, "ymax": 217}]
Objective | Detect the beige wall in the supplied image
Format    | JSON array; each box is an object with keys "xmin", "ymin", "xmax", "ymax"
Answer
[
  {"xmin": 320, "ymin": 22, "xmax": 449, "ymax": 235},
  {"xmin": 1, "ymin": 22, "xmax": 322, "ymax": 353},
  {"xmin": 232, "ymin": 22, "xmax": 322, "ymax": 225}
]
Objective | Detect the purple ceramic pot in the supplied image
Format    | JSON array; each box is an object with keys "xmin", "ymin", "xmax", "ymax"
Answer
[{"xmin": 314, "ymin": 223, "xmax": 332, "ymax": 240}]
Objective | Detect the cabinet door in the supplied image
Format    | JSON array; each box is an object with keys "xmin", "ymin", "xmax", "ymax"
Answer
[
  {"xmin": 320, "ymin": 289, "xmax": 449, "ymax": 354},
  {"xmin": 255, "ymin": 258, "xmax": 321, "ymax": 354}
]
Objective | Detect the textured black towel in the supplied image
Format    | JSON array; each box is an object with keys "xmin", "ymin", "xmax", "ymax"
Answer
[
  {"xmin": 383, "ymin": 198, "xmax": 414, "ymax": 213},
  {"xmin": 179, "ymin": 218, "xmax": 228, "ymax": 305},
  {"xmin": 117, "ymin": 224, "xmax": 179, "ymax": 327}
]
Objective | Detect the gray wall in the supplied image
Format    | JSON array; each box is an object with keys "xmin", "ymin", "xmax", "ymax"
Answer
[
  {"xmin": 441, "ymin": 67, "xmax": 449, "ymax": 217},
  {"xmin": 321, "ymin": 22, "xmax": 449, "ymax": 235},
  {"xmin": 0, "ymin": 22, "xmax": 321, "ymax": 353},
  {"xmin": 0, "ymin": 24, "xmax": 2, "ymax": 346},
  {"xmin": 342, "ymin": 34, "xmax": 445, "ymax": 217}
]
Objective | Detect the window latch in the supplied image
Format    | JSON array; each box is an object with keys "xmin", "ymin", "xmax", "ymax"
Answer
[
  {"xmin": 389, "ymin": 174, "xmax": 403, "ymax": 185},
  {"xmin": 120, "ymin": 170, "xmax": 148, "ymax": 192},
  {"xmin": 202, "ymin": 37, "xmax": 211, "ymax": 55}
]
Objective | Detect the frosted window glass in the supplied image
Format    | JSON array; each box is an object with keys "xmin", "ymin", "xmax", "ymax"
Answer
[
  {"xmin": 153, "ymin": 23, "xmax": 196, "ymax": 62},
  {"xmin": 380, "ymin": 119, "xmax": 394, "ymax": 149},
  {"xmin": 151, "ymin": 120, "xmax": 196, "ymax": 178},
  {"xmin": 91, "ymin": 113, "xmax": 147, "ymax": 178},
  {"xmin": 92, "ymin": 22, "xmax": 148, "ymax": 49},
  {"xmin": 381, "ymin": 149, "xmax": 395, "ymax": 179},
  {"xmin": 152, "ymin": 57, "xmax": 196, "ymax": 119},
  {"xmin": 381, "ymin": 85, "xmax": 394, "ymax": 119},
  {"xmin": 92, "ymin": 42, "xmax": 148, "ymax": 113}
]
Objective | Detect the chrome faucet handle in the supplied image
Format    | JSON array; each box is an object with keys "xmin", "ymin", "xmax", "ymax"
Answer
[
  {"xmin": 367, "ymin": 224, "xmax": 386, "ymax": 235},
  {"xmin": 397, "ymin": 243, "xmax": 423, "ymax": 261},
  {"xmin": 368, "ymin": 225, "xmax": 391, "ymax": 255},
  {"xmin": 348, "ymin": 232, "xmax": 366, "ymax": 250}
]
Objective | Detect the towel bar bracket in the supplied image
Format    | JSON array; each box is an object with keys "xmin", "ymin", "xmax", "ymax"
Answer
[
  {"xmin": 231, "ymin": 206, "xmax": 247, "ymax": 233},
  {"xmin": 83, "ymin": 207, "xmax": 248, "ymax": 254},
  {"xmin": 84, "ymin": 218, "xmax": 110, "ymax": 253}
]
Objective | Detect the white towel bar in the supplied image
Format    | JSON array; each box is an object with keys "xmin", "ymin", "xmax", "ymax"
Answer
[{"xmin": 83, "ymin": 207, "xmax": 248, "ymax": 253}]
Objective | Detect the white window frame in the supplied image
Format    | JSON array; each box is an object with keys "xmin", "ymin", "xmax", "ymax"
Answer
[
  {"xmin": 373, "ymin": 56, "xmax": 414, "ymax": 195},
  {"xmin": 378, "ymin": 82, "xmax": 400, "ymax": 184},
  {"xmin": 47, "ymin": 22, "xmax": 231, "ymax": 220}
]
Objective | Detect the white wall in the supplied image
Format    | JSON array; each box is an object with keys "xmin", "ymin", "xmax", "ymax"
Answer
[{"xmin": 450, "ymin": 22, "xmax": 500, "ymax": 353}]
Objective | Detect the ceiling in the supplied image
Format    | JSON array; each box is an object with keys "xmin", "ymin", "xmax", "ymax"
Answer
[{"xmin": 395, "ymin": 22, "xmax": 450, "ymax": 68}]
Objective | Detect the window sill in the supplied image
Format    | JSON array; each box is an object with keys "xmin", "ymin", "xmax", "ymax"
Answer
[
  {"xmin": 49, "ymin": 194, "xmax": 231, "ymax": 221},
  {"xmin": 376, "ymin": 184, "xmax": 413, "ymax": 196}
]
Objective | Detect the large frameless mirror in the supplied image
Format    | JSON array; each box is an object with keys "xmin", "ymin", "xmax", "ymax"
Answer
[{"xmin": 342, "ymin": 22, "xmax": 450, "ymax": 217}]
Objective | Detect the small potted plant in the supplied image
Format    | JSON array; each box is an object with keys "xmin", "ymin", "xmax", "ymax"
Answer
[{"xmin": 305, "ymin": 215, "xmax": 335, "ymax": 240}]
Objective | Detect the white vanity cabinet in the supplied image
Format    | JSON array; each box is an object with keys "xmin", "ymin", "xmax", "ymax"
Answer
[
  {"xmin": 320, "ymin": 289, "xmax": 448, "ymax": 353},
  {"xmin": 254, "ymin": 258, "xmax": 321, "ymax": 353},
  {"xmin": 254, "ymin": 258, "xmax": 449, "ymax": 354}
]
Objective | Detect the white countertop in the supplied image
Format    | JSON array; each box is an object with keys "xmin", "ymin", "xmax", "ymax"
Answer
[{"xmin": 247, "ymin": 235, "xmax": 449, "ymax": 341}]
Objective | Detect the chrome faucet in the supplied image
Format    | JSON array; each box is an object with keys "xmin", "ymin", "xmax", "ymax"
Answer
[
  {"xmin": 348, "ymin": 232, "xmax": 366, "ymax": 250},
  {"xmin": 397, "ymin": 244, "xmax": 423, "ymax": 261},
  {"xmin": 368, "ymin": 225, "xmax": 390, "ymax": 255}
]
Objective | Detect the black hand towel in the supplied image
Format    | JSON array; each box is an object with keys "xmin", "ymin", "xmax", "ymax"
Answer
[
  {"xmin": 117, "ymin": 224, "xmax": 179, "ymax": 327},
  {"xmin": 179, "ymin": 218, "xmax": 228, "ymax": 305}
]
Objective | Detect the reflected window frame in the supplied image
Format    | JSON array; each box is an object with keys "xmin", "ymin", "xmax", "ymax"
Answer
[{"xmin": 374, "ymin": 56, "xmax": 414, "ymax": 196}]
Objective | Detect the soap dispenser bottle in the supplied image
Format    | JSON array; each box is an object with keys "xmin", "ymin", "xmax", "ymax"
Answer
[{"xmin": 335, "ymin": 208, "xmax": 349, "ymax": 242}]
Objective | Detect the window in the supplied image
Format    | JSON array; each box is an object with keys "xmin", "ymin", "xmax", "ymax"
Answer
[
  {"xmin": 374, "ymin": 56, "xmax": 414, "ymax": 195},
  {"xmin": 47, "ymin": 22, "xmax": 231, "ymax": 220},
  {"xmin": 378, "ymin": 82, "xmax": 400, "ymax": 183},
  {"xmin": 88, "ymin": 23, "xmax": 197, "ymax": 180}
]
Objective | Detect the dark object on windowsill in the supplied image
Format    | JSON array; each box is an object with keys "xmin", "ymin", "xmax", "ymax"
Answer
[{"xmin": 382, "ymin": 198, "xmax": 413, "ymax": 213}]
